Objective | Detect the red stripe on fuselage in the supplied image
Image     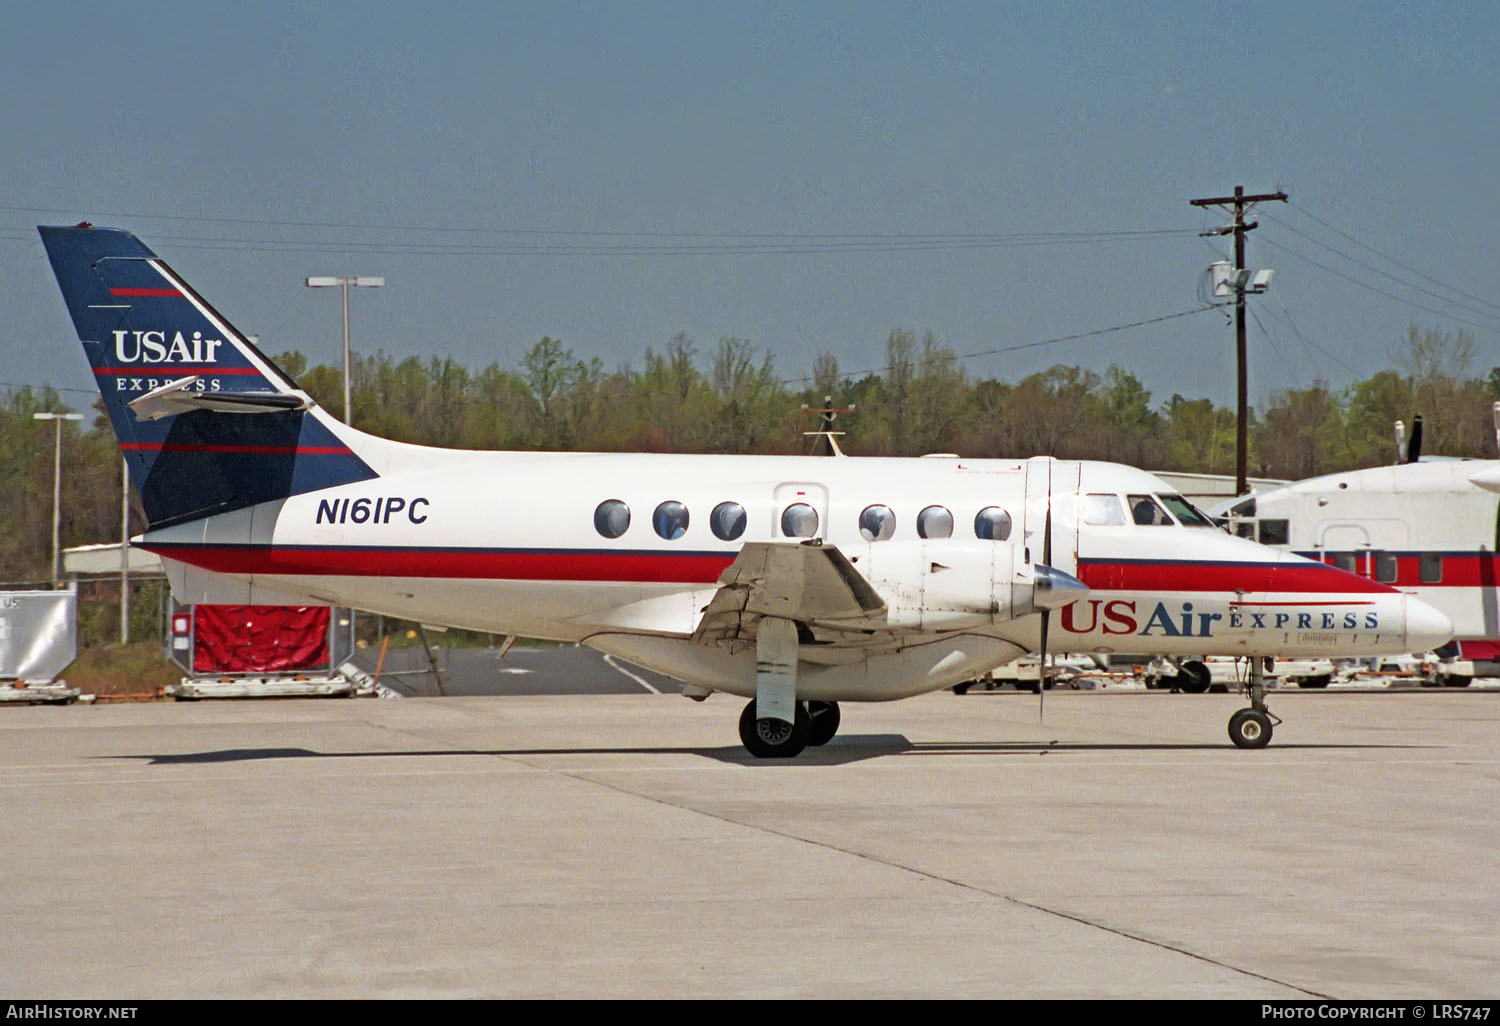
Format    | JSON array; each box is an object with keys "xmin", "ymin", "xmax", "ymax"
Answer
[
  {"xmin": 143, "ymin": 545, "xmax": 736, "ymax": 584},
  {"xmin": 1304, "ymin": 552, "xmax": 1500, "ymax": 590},
  {"xmin": 1077, "ymin": 560, "xmax": 1394, "ymax": 594}
]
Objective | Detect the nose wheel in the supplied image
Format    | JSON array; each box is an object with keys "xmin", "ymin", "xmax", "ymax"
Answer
[
  {"xmin": 1228, "ymin": 658, "xmax": 1279, "ymax": 749},
  {"xmin": 1228, "ymin": 707, "xmax": 1273, "ymax": 748}
]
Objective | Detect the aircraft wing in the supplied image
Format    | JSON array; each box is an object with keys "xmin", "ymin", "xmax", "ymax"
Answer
[{"xmin": 692, "ymin": 540, "xmax": 887, "ymax": 643}]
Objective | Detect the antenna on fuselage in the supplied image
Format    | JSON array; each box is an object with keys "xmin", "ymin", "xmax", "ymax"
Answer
[{"xmin": 801, "ymin": 395, "xmax": 855, "ymax": 457}]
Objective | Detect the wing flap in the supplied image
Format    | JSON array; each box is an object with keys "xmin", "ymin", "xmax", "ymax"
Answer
[{"xmin": 693, "ymin": 541, "xmax": 886, "ymax": 643}]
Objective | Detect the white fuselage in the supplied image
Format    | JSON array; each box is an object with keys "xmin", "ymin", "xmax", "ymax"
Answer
[
  {"xmin": 1219, "ymin": 459, "xmax": 1500, "ymax": 651},
  {"xmin": 140, "ymin": 422, "xmax": 1452, "ymax": 703}
]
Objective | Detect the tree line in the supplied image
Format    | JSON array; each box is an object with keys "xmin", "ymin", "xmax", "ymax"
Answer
[{"xmin": 3, "ymin": 323, "xmax": 1495, "ymax": 583}]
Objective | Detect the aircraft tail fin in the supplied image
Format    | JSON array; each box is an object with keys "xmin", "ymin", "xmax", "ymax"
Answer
[{"xmin": 38, "ymin": 224, "xmax": 377, "ymax": 528}]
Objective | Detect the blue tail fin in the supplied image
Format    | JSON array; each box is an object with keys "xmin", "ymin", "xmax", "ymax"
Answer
[{"xmin": 38, "ymin": 225, "xmax": 377, "ymax": 528}]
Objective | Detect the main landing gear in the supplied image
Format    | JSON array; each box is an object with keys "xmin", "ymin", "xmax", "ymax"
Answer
[
  {"xmin": 739, "ymin": 700, "xmax": 841, "ymax": 758},
  {"xmin": 1228, "ymin": 657, "xmax": 1280, "ymax": 749}
]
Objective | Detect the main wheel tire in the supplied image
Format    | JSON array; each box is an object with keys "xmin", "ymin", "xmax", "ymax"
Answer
[
  {"xmin": 805, "ymin": 701, "xmax": 841, "ymax": 746},
  {"xmin": 1228, "ymin": 708, "xmax": 1273, "ymax": 749},
  {"xmin": 1296, "ymin": 675, "xmax": 1331, "ymax": 689},
  {"xmin": 1178, "ymin": 660, "xmax": 1211, "ymax": 694},
  {"xmin": 739, "ymin": 700, "xmax": 810, "ymax": 758}
]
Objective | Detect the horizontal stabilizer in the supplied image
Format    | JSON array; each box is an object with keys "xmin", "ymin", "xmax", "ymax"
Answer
[{"xmin": 129, "ymin": 375, "xmax": 311, "ymax": 421}]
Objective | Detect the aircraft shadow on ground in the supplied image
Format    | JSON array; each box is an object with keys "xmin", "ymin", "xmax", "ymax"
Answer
[{"xmin": 113, "ymin": 735, "xmax": 1435, "ymax": 768}]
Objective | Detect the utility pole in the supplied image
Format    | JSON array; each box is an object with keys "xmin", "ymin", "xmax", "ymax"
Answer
[
  {"xmin": 1190, "ymin": 185, "xmax": 1286, "ymax": 495},
  {"xmin": 32, "ymin": 412, "xmax": 83, "ymax": 586}
]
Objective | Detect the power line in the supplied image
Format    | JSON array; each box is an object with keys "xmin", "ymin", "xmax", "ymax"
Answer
[
  {"xmin": 4, "ymin": 307, "xmax": 1220, "ymax": 400},
  {"xmin": 0, "ymin": 202, "xmax": 1199, "ymax": 257},
  {"xmin": 1265, "ymin": 303, "xmax": 1365, "ymax": 379},
  {"xmin": 1263, "ymin": 213, "xmax": 1500, "ymax": 323},
  {"xmin": 1283, "ymin": 200, "xmax": 1500, "ymax": 318},
  {"xmin": 782, "ymin": 306, "xmax": 1218, "ymax": 385},
  {"xmin": 1257, "ymin": 235, "xmax": 1500, "ymax": 334}
]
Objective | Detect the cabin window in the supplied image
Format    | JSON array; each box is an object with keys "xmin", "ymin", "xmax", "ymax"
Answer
[
  {"xmin": 1374, "ymin": 553, "xmax": 1398, "ymax": 584},
  {"xmin": 709, "ymin": 501, "xmax": 746, "ymax": 541},
  {"xmin": 1331, "ymin": 552, "xmax": 1356, "ymax": 573},
  {"xmin": 974, "ymin": 506, "xmax": 1013, "ymax": 540},
  {"xmin": 917, "ymin": 505, "xmax": 954, "ymax": 539},
  {"xmin": 1258, "ymin": 519, "xmax": 1289, "ymax": 545},
  {"xmin": 652, "ymin": 501, "xmax": 690, "ymax": 540},
  {"xmin": 594, "ymin": 499, "xmax": 630, "ymax": 539},
  {"xmin": 859, "ymin": 504, "xmax": 897, "ymax": 542},
  {"xmin": 1081, "ymin": 494, "xmax": 1124, "ymax": 526},
  {"xmin": 1128, "ymin": 495, "xmax": 1172, "ymax": 526},
  {"xmin": 781, "ymin": 503, "xmax": 819, "ymax": 538},
  {"xmin": 1158, "ymin": 494, "xmax": 1214, "ymax": 527},
  {"xmin": 1420, "ymin": 553, "xmax": 1443, "ymax": 583}
]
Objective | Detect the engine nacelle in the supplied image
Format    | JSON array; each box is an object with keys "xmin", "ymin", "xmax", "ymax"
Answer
[{"xmin": 843, "ymin": 540, "xmax": 1084, "ymax": 631}]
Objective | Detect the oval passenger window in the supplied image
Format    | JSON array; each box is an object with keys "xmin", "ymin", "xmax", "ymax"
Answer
[
  {"xmin": 710, "ymin": 501, "xmax": 747, "ymax": 541},
  {"xmin": 917, "ymin": 505, "xmax": 953, "ymax": 539},
  {"xmin": 859, "ymin": 504, "xmax": 897, "ymax": 541},
  {"xmin": 594, "ymin": 499, "xmax": 630, "ymax": 539},
  {"xmin": 974, "ymin": 507, "xmax": 1012, "ymax": 541},
  {"xmin": 781, "ymin": 503, "xmax": 819, "ymax": 538},
  {"xmin": 652, "ymin": 501, "xmax": 690, "ymax": 540}
]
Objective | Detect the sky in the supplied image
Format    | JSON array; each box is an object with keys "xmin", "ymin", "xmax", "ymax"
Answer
[{"xmin": 3, "ymin": 0, "xmax": 1498, "ymax": 419}]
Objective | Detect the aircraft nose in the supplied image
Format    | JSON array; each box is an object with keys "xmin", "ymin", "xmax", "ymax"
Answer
[{"xmin": 1403, "ymin": 595, "xmax": 1454, "ymax": 653}]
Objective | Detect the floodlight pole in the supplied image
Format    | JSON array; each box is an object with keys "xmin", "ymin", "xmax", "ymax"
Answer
[
  {"xmin": 32, "ymin": 412, "xmax": 84, "ymax": 586},
  {"xmin": 1190, "ymin": 186, "xmax": 1287, "ymax": 495},
  {"xmin": 306, "ymin": 275, "xmax": 384, "ymax": 424}
]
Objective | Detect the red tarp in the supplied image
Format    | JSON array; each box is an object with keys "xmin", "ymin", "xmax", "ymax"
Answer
[{"xmin": 192, "ymin": 605, "xmax": 331, "ymax": 673}]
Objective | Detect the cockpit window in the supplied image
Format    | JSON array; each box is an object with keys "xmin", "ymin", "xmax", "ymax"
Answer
[
  {"xmin": 1128, "ymin": 494, "xmax": 1173, "ymax": 526},
  {"xmin": 1158, "ymin": 494, "xmax": 1214, "ymax": 527},
  {"xmin": 1082, "ymin": 494, "xmax": 1125, "ymax": 526},
  {"xmin": 1259, "ymin": 519, "xmax": 1289, "ymax": 545}
]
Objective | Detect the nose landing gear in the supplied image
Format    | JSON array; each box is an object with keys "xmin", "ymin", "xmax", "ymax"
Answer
[{"xmin": 1228, "ymin": 658, "xmax": 1280, "ymax": 749}]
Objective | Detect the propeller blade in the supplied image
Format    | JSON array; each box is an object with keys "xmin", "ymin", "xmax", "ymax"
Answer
[
  {"xmin": 1039, "ymin": 474, "xmax": 1052, "ymax": 723},
  {"xmin": 1407, "ymin": 415, "xmax": 1424, "ymax": 464}
]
